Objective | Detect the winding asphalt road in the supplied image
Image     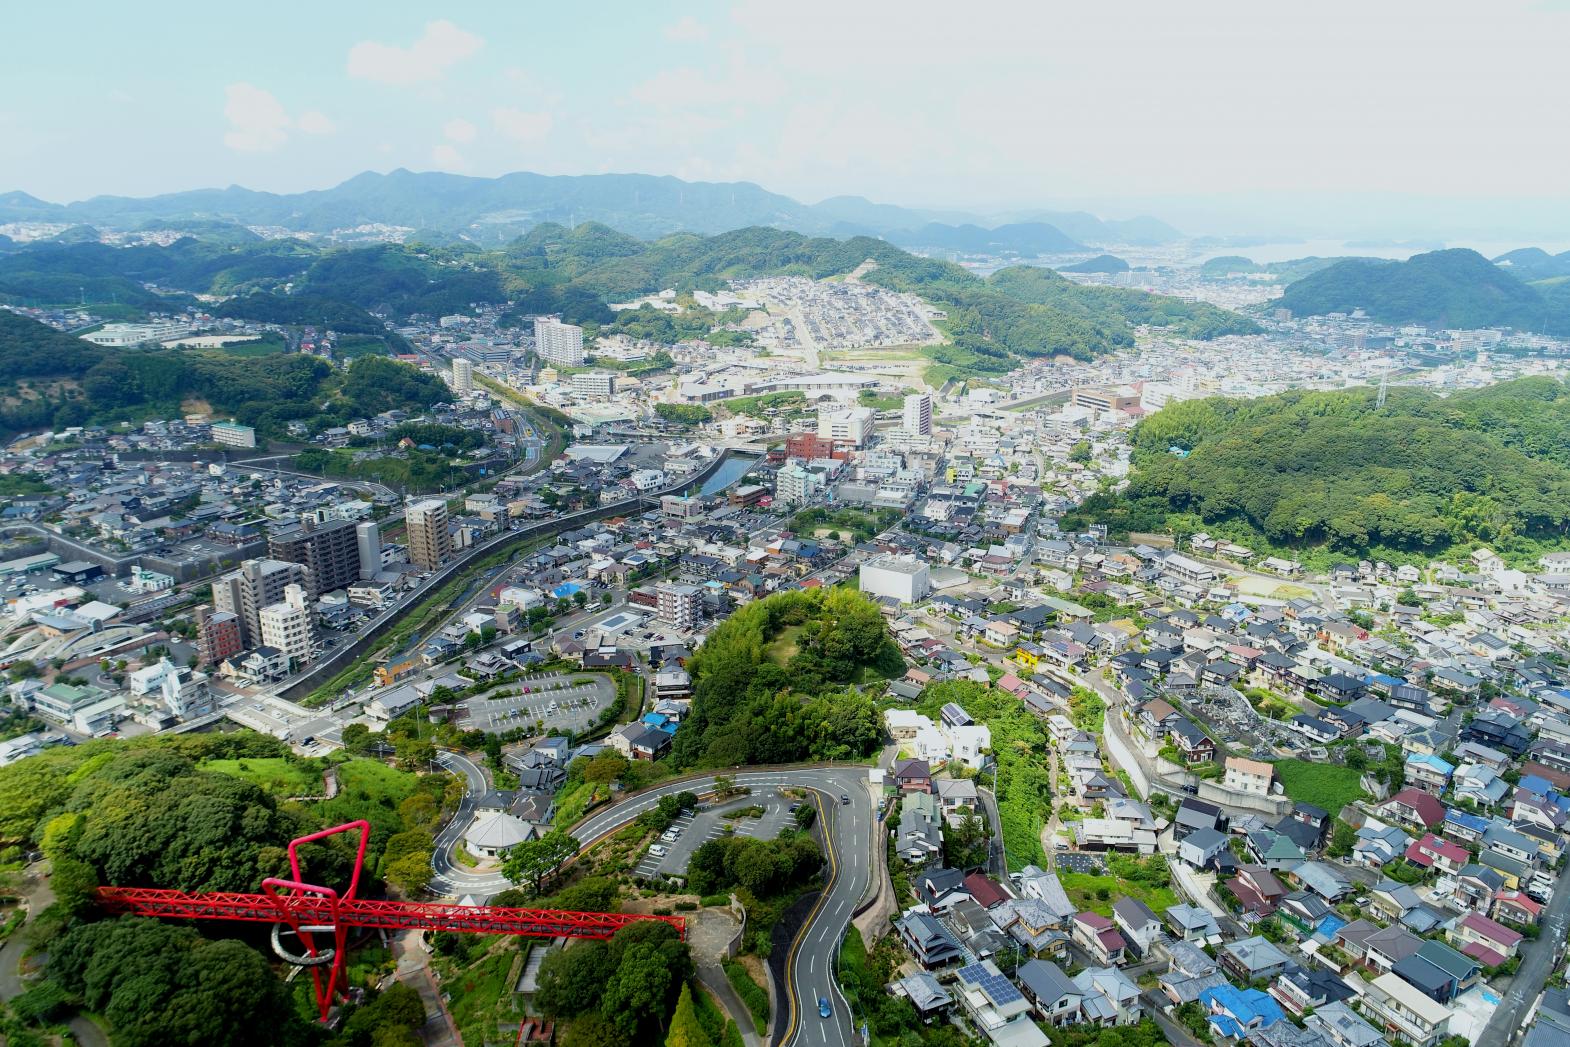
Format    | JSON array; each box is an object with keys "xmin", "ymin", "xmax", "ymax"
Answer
[{"xmin": 427, "ymin": 759, "xmax": 876, "ymax": 1047}]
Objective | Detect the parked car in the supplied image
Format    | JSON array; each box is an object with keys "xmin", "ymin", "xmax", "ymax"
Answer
[{"xmin": 649, "ymin": 844, "xmax": 668, "ymax": 858}]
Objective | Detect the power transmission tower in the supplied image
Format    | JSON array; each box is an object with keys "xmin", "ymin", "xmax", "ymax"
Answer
[{"xmin": 1376, "ymin": 363, "xmax": 1389, "ymax": 409}]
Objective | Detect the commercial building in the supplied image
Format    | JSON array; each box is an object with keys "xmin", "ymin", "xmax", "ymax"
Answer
[
  {"xmin": 656, "ymin": 582, "xmax": 702, "ymax": 631},
  {"xmin": 258, "ymin": 584, "xmax": 317, "ymax": 670},
  {"xmin": 30, "ymin": 682, "xmax": 125, "ymax": 735},
  {"xmin": 211, "ymin": 558, "xmax": 310, "ymax": 650},
  {"xmin": 534, "ymin": 318, "xmax": 586, "ymax": 366},
  {"xmin": 405, "ymin": 498, "xmax": 453, "ymax": 571},
  {"xmin": 860, "ymin": 555, "xmax": 931, "ymax": 604},
  {"xmin": 903, "ymin": 391, "xmax": 933, "ymax": 436},
  {"xmin": 356, "ymin": 521, "xmax": 383, "ymax": 580},
  {"xmin": 268, "ymin": 516, "xmax": 362, "ymax": 597},
  {"xmin": 1071, "ymin": 386, "xmax": 1142, "ymax": 417},
  {"xmin": 210, "ymin": 420, "xmax": 257, "ymax": 449},
  {"xmin": 450, "ymin": 357, "xmax": 474, "ymax": 396},
  {"xmin": 817, "ymin": 404, "xmax": 875, "ymax": 447},
  {"xmin": 571, "ymin": 371, "xmax": 615, "ymax": 399}
]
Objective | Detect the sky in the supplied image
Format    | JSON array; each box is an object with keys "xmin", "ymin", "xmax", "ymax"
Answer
[{"xmin": 5, "ymin": 0, "xmax": 1570, "ymax": 239}]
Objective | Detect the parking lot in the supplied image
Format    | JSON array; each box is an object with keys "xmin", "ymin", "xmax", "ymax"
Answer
[
  {"xmin": 458, "ymin": 673, "xmax": 616, "ymax": 736},
  {"xmin": 633, "ymin": 793, "xmax": 799, "ymax": 881}
]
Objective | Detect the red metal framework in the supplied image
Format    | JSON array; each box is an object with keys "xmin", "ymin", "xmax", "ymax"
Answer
[{"xmin": 94, "ymin": 820, "xmax": 684, "ymax": 1023}]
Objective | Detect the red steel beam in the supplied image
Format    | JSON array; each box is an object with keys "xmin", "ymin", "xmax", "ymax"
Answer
[{"xmin": 95, "ymin": 887, "xmax": 686, "ymax": 939}]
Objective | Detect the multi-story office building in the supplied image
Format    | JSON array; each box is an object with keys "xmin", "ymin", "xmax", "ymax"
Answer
[
  {"xmin": 775, "ymin": 462, "xmax": 822, "ymax": 506},
  {"xmin": 571, "ymin": 371, "xmax": 615, "ymax": 399},
  {"xmin": 405, "ymin": 498, "xmax": 453, "ymax": 571},
  {"xmin": 258, "ymin": 584, "xmax": 317, "ymax": 670},
  {"xmin": 817, "ymin": 405, "xmax": 875, "ymax": 447},
  {"xmin": 903, "ymin": 392, "xmax": 933, "ymax": 436},
  {"xmin": 656, "ymin": 582, "xmax": 702, "ymax": 631},
  {"xmin": 451, "ymin": 357, "xmax": 474, "ymax": 396},
  {"xmin": 859, "ymin": 555, "xmax": 931, "ymax": 604},
  {"xmin": 534, "ymin": 318, "xmax": 586, "ymax": 366},
  {"xmin": 211, "ymin": 559, "xmax": 310, "ymax": 650},
  {"xmin": 356, "ymin": 521, "xmax": 382, "ymax": 580},
  {"xmin": 268, "ymin": 516, "xmax": 361, "ymax": 597}
]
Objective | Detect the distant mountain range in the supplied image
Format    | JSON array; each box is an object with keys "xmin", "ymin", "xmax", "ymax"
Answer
[
  {"xmin": 1493, "ymin": 247, "xmax": 1570, "ymax": 282},
  {"xmin": 1278, "ymin": 248, "xmax": 1570, "ymax": 333},
  {"xmin": 0, "ymin": 170, "xmax": 1183, "ymax": 248}
]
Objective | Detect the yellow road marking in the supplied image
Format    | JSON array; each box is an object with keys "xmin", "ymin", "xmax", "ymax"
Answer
[{"xmin": 782, "ymin": 789, "xmax": 839, "ymax": 1047}]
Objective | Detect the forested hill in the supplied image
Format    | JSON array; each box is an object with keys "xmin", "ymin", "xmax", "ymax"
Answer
[
  {"xmin": 1277, "ymin": 248, "xmax": 1570, "ymax": 332},
  {"xmin": 0, "ymin": 310, "xmax": 447, "ymax": 438},
  {"xmin": 0, "ymin": 226, "xmax": 1258, "ymax": 380},
  {"xmin": 1062, "ymin": 377, "xmax": 1570, "ymax": 567}
]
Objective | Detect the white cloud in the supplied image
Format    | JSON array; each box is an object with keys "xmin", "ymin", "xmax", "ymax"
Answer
[
  {"xmin": 347, "ymin": 20, "xmax": 484, "ymax": 85},
  {"xmin": 663, "ymin": 16, "xmax": 710, "ymax": 42},
  {"xmin": 222, "ymin": 83, "xmax": 291, "ymax": 153},
  {"xmin": 431, "ymin": 143, "xmax": 469, "ymax": 171},
  {"xmin": 492, "ymin": 107, "xmax": 553, "ymax": 144},
  {"xmin": 443, "ymin": 117, "xmax": 477, "ymax": 143},
  {"xmin": 297, "ymin": 111, "xmax": 336, "ymax": 136}
]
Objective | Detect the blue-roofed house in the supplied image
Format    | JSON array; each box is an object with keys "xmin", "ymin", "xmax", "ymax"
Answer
[
  {"xmin": 1404, "ymin": 753, "xmax": 1455, "ymax": 792},
  {"xmin": 1200, "ymin": 984, "xmax": 1285, "ymax": 1041},
  {"xmin": 1444, "ymin": 807, "xmax": 1491, "ymax": 843}
]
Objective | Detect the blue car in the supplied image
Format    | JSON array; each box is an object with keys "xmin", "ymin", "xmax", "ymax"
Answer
[{"xmin": 818, "ymin": 997, "xmax": 832, "ymax": 1018}]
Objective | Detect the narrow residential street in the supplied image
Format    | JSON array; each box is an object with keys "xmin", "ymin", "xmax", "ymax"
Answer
[{"xmin": 1476, "ymin": 870, "xmax": 1570, "ymax": 1047}]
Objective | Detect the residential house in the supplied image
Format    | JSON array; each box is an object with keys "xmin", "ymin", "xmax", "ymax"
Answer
[
  {"xmin": 1449, "ymin": 912, "xmax": 1523, "ymax": 967},
  {"xmin": 1017, "ymin": 959, "xmax": 1083, "ymax": 1027},
  {"xmin": 1111, "ymin": 897, "xmax": 1164, "ymax": 958},
  {"xmin": 1071, "ymin": 912, "xmax": 1127, "ymax": 966},
  {"xmin": 1379, "ymin": 787, "xmax": 1446, "ymax": 831},
  {"xmin": 953, "ymin": 960, "xmax": 1048, "ymax": 1047},
  {"xmin": 893, "ymin": 758, "xmax": 935, "ymax": 793},
  {"xmin": 1179, "ymin": 826, "xmax": 1229, "ymax": 870},
  {"xmin": 1165, "ymin": 904, "xmax": 1224, "ymax": 946},
  {"xmin": 1405, "ymin": 834, "xmax": 1469, "ymax": 878},
  {"xmin": 1220, "ymin": 936, "xmax": 1292, "ymax": 981},
  {"xmin": 1363, "ymin": 925, "xmax": 1424, "ymax": 974},
  {"xmin": 1072, "ymin": 967, "xmax": 1142, "ymax": 1027},
  {"xmin": 1302, "ymin": 1000, "xmax": 1388, "ymax": 1047},
  {"xmin": 1361, "ymin": 972, "xmax": 1451, "ymax": 1047},
  {"xmin": 897, "ymin": 910, "xmax": 964, "ymax": 969},
  {"xmin": 1200, "ymin": 984, "xmax": 1286, "ymax": 1041}
]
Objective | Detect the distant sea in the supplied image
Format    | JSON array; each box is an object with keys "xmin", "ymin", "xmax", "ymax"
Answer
[{"xmin": 1192, "ymin": 239, "xmax": 1570, "ymax": 265}]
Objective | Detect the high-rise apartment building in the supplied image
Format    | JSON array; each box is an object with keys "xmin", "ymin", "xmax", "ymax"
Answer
[
  {"xmin": 533, "ymin": 318, "xmax": 586, "ymax": 366},
  {"xmin": 356, "ymin": 520, "xmax": 382, "ymax": 580},
  {"xmin": 451, "ymin": 358, "xmax": 474, "ymax": 396},
  {"xmin": 903, "ymin": 392, "xmax": 933, "ymax": 436},
  {"xmin": 259, "ymin": 584, "xmax": 317, "ymax": 670},
  {"xmin": 211, "ymin": 558, "xmax": 310, "ymax": 650},
  {"xmin": 571, "ymin": 371, "xmax": 615, "ymax": 399},
  {"xmin": 404, "ymin": 498, "xmax": 453, "ymax": 571},
  {"xmin": 656, "ymin": 582, "xmax": 702, "ymax": 631},
  {"xmin": 268, "ymin": 516, "xmax": 361, "ymax": 597}
]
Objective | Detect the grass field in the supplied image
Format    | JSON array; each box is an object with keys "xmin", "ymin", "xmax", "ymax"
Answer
[
  {"xmin": 764, "ymin": 624, "xmax": 805, "ymax": 666},
  {"xmin": 1059, "ymin": 868, "xmax": 1180, "ymax": 918},
  {"xmin": 334, "ymin": 758, "xmax": 420, "ymax": 805},
  {"xmin": 217, "ymin": 334, "xmax": 290, "ymax": 357},
  {"xmin": 202, "ymin": 757, "xmax": 320, "ymax": 796},
  {"xmin": 1272, "ymin": 759, "xmax": 1367, "ymax": 815}
]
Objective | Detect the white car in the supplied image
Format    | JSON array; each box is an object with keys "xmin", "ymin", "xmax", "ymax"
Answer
[
  {"xmin": 649, "ymin": 844, "xmax": 669, "ymax": 858},
  {"xmin": 661, "ymin": 828, "xmax": 681, "ymax": 842}
]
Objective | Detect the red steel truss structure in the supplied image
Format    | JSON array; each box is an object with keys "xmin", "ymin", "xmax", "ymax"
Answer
[{"xmin": 94, "ymin": 820, "xmax": 684, "ymax": 1022}]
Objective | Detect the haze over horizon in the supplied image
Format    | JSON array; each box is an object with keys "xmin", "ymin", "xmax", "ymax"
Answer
[{"xmin": 6, "ymin": 0, "xmax": 1570, "ymax": 241}]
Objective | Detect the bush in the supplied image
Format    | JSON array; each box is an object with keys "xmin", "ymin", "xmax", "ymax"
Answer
[
  {"xmin": 700, "ymin": 893, "xmax": 732, "ymax": 907},
  {"xmin": 723, "ymin": 960, "xmax": 769, "ymax": 1036},
  {"xmin": 675, "ymin": 901, "xmax": 697, "ymax": 911}
]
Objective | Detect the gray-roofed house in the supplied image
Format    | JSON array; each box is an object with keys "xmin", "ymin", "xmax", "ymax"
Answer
[{"xmin": 1017, "ymin": 959, "xmax": 1083, "ymax": 1027}]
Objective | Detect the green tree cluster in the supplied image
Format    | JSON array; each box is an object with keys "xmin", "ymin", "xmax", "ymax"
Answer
[
  {"xmin": 536, "ymin": 922, "xmax": 694, "ymax": 1043},
  {"xmin": 671, "ymin": 589, "xmax": 897, "ymax": 768},
  {"xmin": 684, "ymin": 833, "xmax": 823, "ymax": 897}
]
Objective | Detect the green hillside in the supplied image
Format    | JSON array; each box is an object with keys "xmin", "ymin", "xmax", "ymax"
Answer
[
  {"xmin": 1277, "ymin": 248, "xmax": 1567, "ymax": 331},
  {"xmin": 1062, "ymin": 378, "xmax": 1570, "ymax": 567},
  {"xmin": 0, "ymin": 311, "xmax": 446, "ymax": 438},
  {"xmin": 0, "ymin": 225, "xmax": 1258, "ymax": 373}
]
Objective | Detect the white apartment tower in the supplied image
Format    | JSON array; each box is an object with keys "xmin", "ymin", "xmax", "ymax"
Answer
[
  {"xmin": 903, "ymin": 392, "xmax": 933, "ymax": 436},
  {"xmin": 450, "ymin": 358, "xmax": 474, "ymax": 396},
  {"xmin": 356, "ymin": 521, "xmax": 382, "ymax": 580},
  {"xmin": 534, "ymin": 318, "xmax": 586, "ymax": 366},
  {"xmin": 258, "ymin": 584, "xmax": 317, "ymax": 670},
  {"xmin": 817, "ymin": 404, "xmax": 875, "ymax": 447}
]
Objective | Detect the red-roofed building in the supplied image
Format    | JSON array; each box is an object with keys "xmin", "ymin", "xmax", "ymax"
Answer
[
  {"xmin": 1226, "ymin": 866, "xmax": 1286, "ymax": 917},
  {"xmin": 995, "ymin": 673, "xmax": 1031, "ymax": 699},
  {"xmin": 1071, "ymin": 912, "xmax": 1127, "ymax": 965},
  {"xmin": 1460, "ymin": 941, "xmax": 1508, "ymax": 969},
  {"xmin": 1493, "ymin": 890, "xmax": 1544, "ymax": 926},
  {"xmin": 1379, "ymin": 787, "xmax": 1445, "ymax": 830},
  {"xmin": 1451, "ymin": 912, "xmax": 1524, "ymax": 960},
  {"xmin": 1405, "ymin": 833, "xmax": 1469, "ymax": 876},
  {"xmin": 963, "ymin": 872, "xmax": 1010, "ymax": 909}
]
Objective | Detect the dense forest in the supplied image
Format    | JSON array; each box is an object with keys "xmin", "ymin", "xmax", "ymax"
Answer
[
  {"xmin": 0, "ymin": 311, "xmax": 448, "ymax": 438},
  {"xmin": 1277, "ymin": 248, "xmax": 1570, "ymax": 332},
  {"xmin": 670, "ymin": 588, "xmax": 902, "ymax": 768},
  {"xmin": 1062, "ymin": 377, "xmax": 1570, "ymax": 566}
]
